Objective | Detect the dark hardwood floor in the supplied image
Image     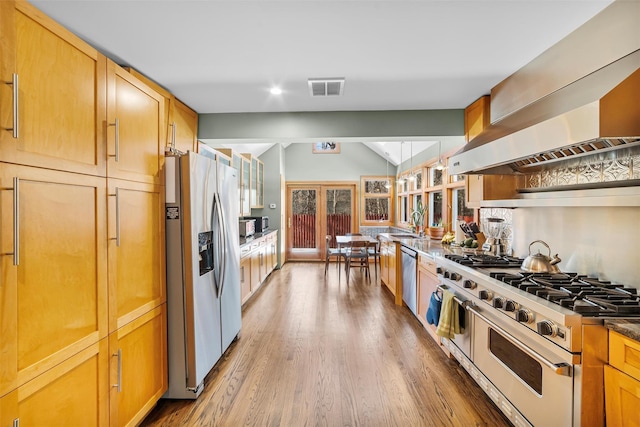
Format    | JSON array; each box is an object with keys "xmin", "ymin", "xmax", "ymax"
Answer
[{"xmin": 141, "ymin": 262, "xmax": 512, "ymax": 426}]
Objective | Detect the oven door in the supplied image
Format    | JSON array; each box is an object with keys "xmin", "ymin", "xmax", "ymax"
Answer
[
  {"xmin": 470, "ymin": 306, "xmax": 575, "ymax": 427},
  {"xmin": 438, "ymin": 281, "xmax": 473, "ymax": 361}
]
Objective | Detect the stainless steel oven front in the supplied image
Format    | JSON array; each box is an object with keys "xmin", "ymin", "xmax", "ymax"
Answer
[{"xmin": 469, "ymin": 304, "xmax": 576, "ymax": 427}]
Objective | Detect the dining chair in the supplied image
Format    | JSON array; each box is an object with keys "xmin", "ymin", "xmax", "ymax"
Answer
[
  {"xmin": 345, "ymin": 240, "xmax": 371, "ymax": 282},
  {"xmin": 367, "ymin": 236, "xmax": 381, "ymax": 278},
  {"xmin": 325, "ymin": 235, "xmax": 347, "ymax": 276}
]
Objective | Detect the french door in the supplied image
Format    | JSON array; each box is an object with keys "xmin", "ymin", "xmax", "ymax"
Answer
[{"xmin": 285, "ymin": 183, "xmax": 356, "ymax": 261}]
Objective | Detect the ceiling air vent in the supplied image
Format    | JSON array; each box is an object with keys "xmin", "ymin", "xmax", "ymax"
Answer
[{"xmin": 308, "ymin": 78, "xmax": 345, "ymax": 97}]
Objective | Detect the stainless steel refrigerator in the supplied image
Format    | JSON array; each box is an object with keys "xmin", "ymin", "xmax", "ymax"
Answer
[{"xmin": 164, "ymin": 151, "xmax": 241, "ymax": 399}]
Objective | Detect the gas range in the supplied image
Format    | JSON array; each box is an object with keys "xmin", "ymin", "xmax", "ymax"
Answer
[
  {"xmin": 435, "ymin": 251, "xmax": 622, "ymax": 426},
  {"xmin": 438, "ymin": 253, "xmax": 640, "ymax": 353}
]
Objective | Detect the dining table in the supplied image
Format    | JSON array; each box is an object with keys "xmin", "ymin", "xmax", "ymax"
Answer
[{"xmin": 335, "ymin": 235, "xmax": 378, "ymax": 274}]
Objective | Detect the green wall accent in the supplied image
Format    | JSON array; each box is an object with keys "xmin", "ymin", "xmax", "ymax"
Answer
[
  {"xmin": 198, "ymin": 110, "xmax": 464, "ymax": 141},
  {"xmin": 285, "ymin": 142, "xmax": 387, "ymax": 182}
]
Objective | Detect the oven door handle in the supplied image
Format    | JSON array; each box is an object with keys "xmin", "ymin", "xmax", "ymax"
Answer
[{"xmin": 466, "ymin": 304, "xmax": 572, "ymax": 377}]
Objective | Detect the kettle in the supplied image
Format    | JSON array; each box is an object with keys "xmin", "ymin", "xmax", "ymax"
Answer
[{"xmin": 521, "ymin": 240, "xmax": 562, "ymax": 273}]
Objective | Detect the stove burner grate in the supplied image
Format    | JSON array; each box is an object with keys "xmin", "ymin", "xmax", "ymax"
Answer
[
  {"xmin": 446, "ymin": 254, "xmax": 524, "ymax": 268},
  {"xmin": 491, "ymin": 271, "xmax": 640, "ymax": 316}
]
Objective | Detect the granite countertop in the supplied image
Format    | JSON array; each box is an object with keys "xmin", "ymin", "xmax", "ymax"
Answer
[
  {"xmin": 240, "ymin": 229, "xmax": 277, "ymax": 248},
  {"xmin": 377, "ymin": 232, "xmax": 451, "ymax": 259},
  {"xmin": 605, "ymin": 320, "xmax": 640, "ymax": 342}
]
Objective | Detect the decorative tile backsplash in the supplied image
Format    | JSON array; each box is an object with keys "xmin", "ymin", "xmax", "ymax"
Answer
[
  {"xmin": 479, "ymin": 208, "xmax": 513, "ymax": 254},
  {"xmin": 524, "ymin": 151, "xmax": 639, "ymax": 189}
]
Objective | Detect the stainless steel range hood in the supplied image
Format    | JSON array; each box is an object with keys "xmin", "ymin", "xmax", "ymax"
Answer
[{"xmin": 449, "ymin": 50, "xmax": 640, "ymax": 176}]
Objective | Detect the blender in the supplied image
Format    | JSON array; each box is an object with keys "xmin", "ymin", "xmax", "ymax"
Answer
[{"xmin": 482, "ymin": 217, "xmax": 507, "ymax": 255}]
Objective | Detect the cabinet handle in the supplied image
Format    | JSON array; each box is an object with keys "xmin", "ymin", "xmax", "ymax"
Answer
[
  {"xmin": 113, "ymin": 348, "xmax": 122, "ymax": 392},
  {"xmin": 4, "ymin": 73, "xmax": 18, "ymax": 138},
  {"xmin": 171, "ymin": 121, "xmax": 176, "ymax": 150},
  {"xmin": 6, "ymin": 177, "xmax": 20, "ymax": 266},
  {"xmin": 240, "ymin": 265, "xmax": 245, "ymax": 282},
  {"xmin": 13, "ymin": 418, "xmax": 19, "ymax": 427},
  {"xmin": 109, "ymin": 188, "xmax": 121, "ymax": 246},
  {"xmin": 108, "ymin": 118, "xmax": 120, "ymax": 162}
]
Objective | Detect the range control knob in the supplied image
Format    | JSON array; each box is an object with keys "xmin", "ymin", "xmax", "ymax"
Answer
[
  {"xmin": 449, "ymin": 272, "xmax": 462, "ymax": 281},
  {"xmin": 516, "ymin": 309, "xmax": 534, "ymax": 323},
  {"xmin": 463, "ymin": 279, "xmax": 476, "ymax": 289},
  {"xmin": 479, "ymin": 290, "xmax": 493, "ymax": 301},
  {"xmin": 437, "ymin": 267, "xmax": 444, "ymax": 275},
  {"xmin": 537, "ymin": 320, "xmax": 559, "ymax": 337},
  {"xmin": 492, "ymin": 297, "xmax": 505, "ymax": 309},
  {"xmin": 504, "ymin": 300, "xmax": 519, "ymax": 312}
]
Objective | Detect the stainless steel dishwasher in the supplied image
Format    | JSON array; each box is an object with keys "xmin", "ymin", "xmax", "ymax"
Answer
[{"xmin": 401, "ymin": 245, "xmax": 418, "ymax": 316}]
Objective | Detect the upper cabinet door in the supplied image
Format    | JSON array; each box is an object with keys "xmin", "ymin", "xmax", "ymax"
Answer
[
  {"xmin": 169, "ymin": 98, "xmax": 198, "ymax": 154},
  {"xmin": 106, "ymin": 60, "xmax": 164, "ymax": 185},
  {"xmin": 0, "ymin": 1, "xmax": 107, "ymax": 176}
]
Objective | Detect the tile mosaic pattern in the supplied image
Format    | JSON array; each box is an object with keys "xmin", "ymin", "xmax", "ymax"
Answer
[{"xmin": 524, "ymin": 151, "xmax": 638, "ymax": 189}]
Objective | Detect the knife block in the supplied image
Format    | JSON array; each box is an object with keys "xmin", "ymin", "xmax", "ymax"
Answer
[{"xmin": 475, "ymin": 232, "xmax": 486, "ymax": 248}]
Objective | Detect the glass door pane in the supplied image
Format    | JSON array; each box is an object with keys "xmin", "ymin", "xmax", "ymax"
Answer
[
  {"xmin": 325, "ymin": 188, "xmax": 352, "ymax": 247},
  {"xmin": 291, "ymin": 189, "xmax": 317, "ymax": 250}
]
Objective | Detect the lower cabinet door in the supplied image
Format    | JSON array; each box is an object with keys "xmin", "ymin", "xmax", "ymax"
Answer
[
  {"xmin": 110, "ymin": 305, "xmax": 167, "ymax": 427},
  {"xmin": 240, "ymin": 255, "xmax": 251, "ymax": 304},
  {"xmin": 0, "ymin": 340, "xmax": 109, "ymax": 427},
  {"xmin": 605, "ymin": 364, "xmax": 640, "ymax": 426}
]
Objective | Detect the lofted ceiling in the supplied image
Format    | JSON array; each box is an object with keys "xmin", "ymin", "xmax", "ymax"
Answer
[{"xmin": 29, "ymin": 0, "xmax": 613, "ymax": 163}]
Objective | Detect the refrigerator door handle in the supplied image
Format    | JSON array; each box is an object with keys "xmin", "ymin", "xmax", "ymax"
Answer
[{"xmin": 213, "ymin": 192, "xmax": 226, "ymax": 298}]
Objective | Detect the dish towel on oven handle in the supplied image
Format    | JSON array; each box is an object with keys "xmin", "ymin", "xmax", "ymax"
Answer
[
  {"xmin": 426, "ymin": 291, "xmax": 442, "ymax": 326},
  {"xmin": 435, "ymin": 289, "xmax": 464, "ymax": 339}
]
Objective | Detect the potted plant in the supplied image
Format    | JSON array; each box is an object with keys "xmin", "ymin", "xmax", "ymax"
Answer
[
  {"xmin": 411, "ymin": 200, "xmax": 427, "ymax": 236},
  {"xmin": 429, "ymin": 220, "xmax": 445, "ymax": 240}
]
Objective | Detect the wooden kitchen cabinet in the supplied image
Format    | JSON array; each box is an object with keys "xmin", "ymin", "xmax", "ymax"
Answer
[
  {"xmin": 0, "ymin": 0, "xmax": 107, "ymax": 177},
  {"xmin": 125, "ymin": 68, "xmax": 198, "ymax": 155},
  {"xmin": 464, "ymin": 95, "xmax": 490, "ymax": 143},
  {"xmin": 106, "ymin": 60, "xmax": 165, "ymax": 185},
  {"xmin": 240, "ymin": 155, "xmax": 252, "ymax": 215},
  {"xmin": 380, "ymin": 240, "xmax": 389, "ymax": 286},
  {"xmin": 605, "ymin": 330, "xmax": 640, "ymax": 426},
  {"xmin": 169, "ymin": 97, "xmax": 198, "ymax": 153},
  {"xmin": 249, "ymin": 239, "xmax": 263, "ymax": 293},
  {"xmin": 268, "ymin": 232, "xmax": 278, "ymax": 270},
  {"xmin": 0, "ymin": 339, "xmax": 110, "ymax": 427},
  {"xmin": 466, "ymin": 174, "xmax": 519, "ymax": 208},
  {"xmin": 243, "ymin": 154, "xmax": 264, "ymax": 209},
  {"xmin": 382, "ymin": 241, "xmax": 398, "ymax": 297},
  {"xmin": 109, "ymin": 305, "xmax": 167, "ymax": 427},
  {"xmin": 217, "ymin": 149, "xmax": 251, "ymax": 216},
  {"xmin": 107, "ymin": 178, "xmax": 165, "ymax": 332},
  {"xmin": 0, "ymin": 163, "xmax": 108, "ymax": 397},
  {"xmin": 240, "ymin": 247, "xmax": 252, "ymax": 305},
  {"xmin": 240, "ymin": 231, "xmax": 278, "ymax": 306}
]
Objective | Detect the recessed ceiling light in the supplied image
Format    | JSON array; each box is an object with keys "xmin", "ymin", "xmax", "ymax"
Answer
[{"xmin": 270, "ymin": 87, "xmax": 282, "ymax": 95}]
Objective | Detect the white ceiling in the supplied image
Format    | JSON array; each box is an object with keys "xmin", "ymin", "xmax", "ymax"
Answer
[{"xmin": 30, "ymin": 0, "xmax": 613, "ymax": 163}]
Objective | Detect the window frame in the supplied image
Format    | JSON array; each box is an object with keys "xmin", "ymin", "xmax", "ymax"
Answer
[{"xmin": 360, "ymin": 176, "xmax": 395, "ymax": 226}]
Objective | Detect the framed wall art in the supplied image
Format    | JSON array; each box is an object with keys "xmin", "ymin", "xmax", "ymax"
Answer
[{"xmin": 312, "ymin": 142, "xmax": 340, "ymax": 154}]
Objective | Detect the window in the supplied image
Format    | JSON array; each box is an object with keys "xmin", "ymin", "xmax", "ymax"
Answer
[
  {"xmin": 428, "ymin": 191, "xmax": 443, "ymax": 226},
  {"xmin": 361, "ymin": 177, "xmax": 394, "ymax": 225},
  {"xmin": 452, "ymin": 187, "xmax": 474, "ymax": 223}
]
